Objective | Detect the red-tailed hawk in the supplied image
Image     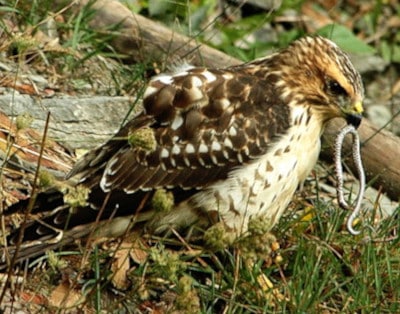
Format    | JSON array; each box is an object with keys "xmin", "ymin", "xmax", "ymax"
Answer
[{"xmin": 2, "ymin": 36, "xmax": 364, "ymax": 265}]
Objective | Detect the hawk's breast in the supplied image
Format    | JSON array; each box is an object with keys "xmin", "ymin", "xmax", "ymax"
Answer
[{"xmin": 188, "ymin": 104, "xmax": 322, "ymax": 234}]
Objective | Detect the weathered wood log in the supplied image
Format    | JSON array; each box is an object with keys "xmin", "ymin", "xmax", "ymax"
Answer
[
  {"xmin": 76, "ymin": 0, "xmax": 242, "ymax": 68},
  {"xmin": 322, "ymin": 119, "xmax": 400, "ymax": 201}
]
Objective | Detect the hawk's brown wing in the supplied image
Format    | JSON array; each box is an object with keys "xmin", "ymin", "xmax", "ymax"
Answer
[{"xmin": 67, "ymin": 67, "xmax": 291, "ymax": 193}]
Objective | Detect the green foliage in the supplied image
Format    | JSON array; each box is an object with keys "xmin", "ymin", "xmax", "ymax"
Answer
[
  {"xmin": 8, "ymin": 0, "xmax": 53, "ymax": 26},
  {"xmin": 317, "ymin": 24, "xmax": 375, "ymax": 55},
  {"xmin": 380, "ymin": 39, "xmax": 400, "ymax": 63},
  {"xmin": 354, "ymin": 1, "xmax": 400, "ymax": 63},
  {"xmin": 149, "ymin": 243, "xmax": 187, "ymax": 282},
  {"xmin": 213, "ymin": 14, "xmax": 277, "ymax": 61},
  {"xmin": 145, "ymin": 0, "xmax": 217, "ymax": 33}
]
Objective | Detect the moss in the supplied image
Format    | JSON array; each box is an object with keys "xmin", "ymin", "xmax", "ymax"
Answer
[
  {"xmin": 46, "ymin": 250, "xmax": 68, "ymax": 271},
  {"xmin": 38, "ymin": 170, "xmax": 54, "ymax": 188},
  {"xmin": 203, "ymin": 222, "xmax": 236, "ymax": 251},
  {"xmin": 149, "ymin": 244, "xmax": 186, "ymax": 282},
  {"xmin": 127, "ymin": 127, "xmax": 156, "ymax": 152},
  {"xmin": 63, "ymin": 185, "xmax": 90, "ymax": 208},
  {"xmin": 151, "ymin": 188, "xmax": 174, "ymax": 212},
  {"xmin": 236, "ymin": 218, "xmax": 277, "ymax": 262},
  {"xmin": 174, "ymin": 275, "xmax": 200, "ymax": 313},
  {"xmin": 15, "ymin": 113, "xmax": 34, "ymax": 130}
]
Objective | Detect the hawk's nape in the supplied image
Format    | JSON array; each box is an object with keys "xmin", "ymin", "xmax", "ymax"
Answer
[{"xmin": 1, "ymin": 36, "xmax": 364, "ymax": 267}]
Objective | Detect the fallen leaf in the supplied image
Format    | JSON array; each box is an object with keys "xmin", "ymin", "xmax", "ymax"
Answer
[
  {"xmin": 110, "ymin": 245, "xmax": 131, "ymax": 290},
  {"xmin": 49, "ymin": 282, "xmax": 83, "ymax": 309},
  {"xmin": 129, "ymin": 238, "xmax": 149, "ymax": 265}
]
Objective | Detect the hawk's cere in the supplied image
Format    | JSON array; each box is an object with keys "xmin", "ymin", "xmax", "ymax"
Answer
[{"xmin": 2, "ymin": 36, "xmax": 364, "ymax": 264}]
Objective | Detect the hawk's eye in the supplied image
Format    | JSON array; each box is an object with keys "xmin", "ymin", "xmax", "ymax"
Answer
[{"xmin": 326, "ymin": 79, "xmax": 347, "ymax": 96}]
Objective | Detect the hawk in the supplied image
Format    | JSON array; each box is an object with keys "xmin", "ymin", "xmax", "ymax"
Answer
[{"xmin": 2, "ymin": 36, "xmax": 364, "ymax": 265}]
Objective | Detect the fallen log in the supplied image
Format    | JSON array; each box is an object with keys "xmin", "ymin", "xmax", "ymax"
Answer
[
  {"xmin": 323, "ymin": 119, "xmax": 400, "ymax": 201},
  {"xmin": 76, "ymin": 0, "xmax": 242, "ymax": 68}
]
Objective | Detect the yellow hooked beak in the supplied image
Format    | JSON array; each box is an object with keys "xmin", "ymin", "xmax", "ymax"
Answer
[{"xmin": 343, "ymin": 100, "xmax": 363, "ymax": 128}]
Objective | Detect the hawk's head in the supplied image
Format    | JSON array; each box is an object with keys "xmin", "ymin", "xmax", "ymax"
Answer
[{"xmin": 271, "ymin": 36, "xmax": 364, "ymax": 128}]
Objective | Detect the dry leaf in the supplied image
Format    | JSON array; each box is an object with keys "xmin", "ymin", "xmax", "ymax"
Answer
[
  {"xmin": 111, "ymin": 245, "xmax": 131, "ymax": 290},
  {"xmin": 129, "ymin": 238, "xmax": 149, "ymax": 265},
  {"xmin": 49, "ymin": 282, "xmax": 83, "ymax": 309}
]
